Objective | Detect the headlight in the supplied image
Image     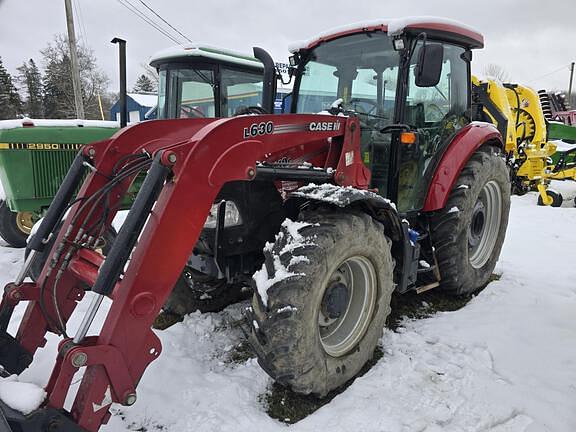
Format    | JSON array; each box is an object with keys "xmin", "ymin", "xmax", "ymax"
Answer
[{"xmin": 203, "ymin": 201, "xmax": 242, "ymax": 229}]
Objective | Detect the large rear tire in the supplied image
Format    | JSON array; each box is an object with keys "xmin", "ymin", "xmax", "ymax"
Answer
[
  {"xmin": 0, "ymin": 200, "xmax": 33, "ymax": 248},
  {"xmin": 249, "ymin": 209, "xmax": 394, "ymax": 396},
  {"xmin": 429, "ymin": 146, "xmax": 510, "ymax": 295}
]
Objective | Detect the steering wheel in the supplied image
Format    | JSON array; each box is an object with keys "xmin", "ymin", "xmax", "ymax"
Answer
[
  {"xmin": 180, "ymin": 105, "xmax": 206, "ymax": 118},
  {"xmin": 348, "ymin": 98, "xmax": 379, "ymax": 116},
  {"xmin": 234, "ymin": 106, "xmax": 268, "ymax": 116},
  {"xmin": 425, "ymin": 104, "xmax": 445, "ymax": 122}
]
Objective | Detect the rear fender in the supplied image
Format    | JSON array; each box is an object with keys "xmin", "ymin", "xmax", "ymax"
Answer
[
  {"xmin": 290, "ymin": 183, "xmax": 416, "ymax": 292},
  {"xmin": 422, "ymin": 122, "xmax": 503, "ymax": 212}
]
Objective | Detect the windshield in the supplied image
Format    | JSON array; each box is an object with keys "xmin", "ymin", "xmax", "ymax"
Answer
[
  {"xmin": 294, "ymin": 32, "xmax": 399, "ymax": 128},
  {"xmin": 157, "ymin": 65, "xmax": 264, "ymax": 119},
  {"xmin": 220, "ymin": 68, "xmax": 264, "ymax": 116},
  {"xmin": 158, "ymin": 68, "xmax": 216, "ymax": 119}
]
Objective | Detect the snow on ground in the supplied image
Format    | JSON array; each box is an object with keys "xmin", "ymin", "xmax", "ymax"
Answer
[{"xmin": 1, "ymin": 184, "xmax": 576, "ymax": 431}]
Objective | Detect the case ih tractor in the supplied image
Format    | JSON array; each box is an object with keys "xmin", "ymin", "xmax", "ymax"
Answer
[{"xmin": 0, "ymin": 18, "xmax": 510, "ymax": 432}]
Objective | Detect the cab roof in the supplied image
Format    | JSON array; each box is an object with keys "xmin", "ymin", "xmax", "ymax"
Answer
[
  {"xmin": 289, "ymin": 16, "xmax": 484, "ymax": 52},
  {"xmin": 149, "ymin": 44, "xmax": 264, "ymax": 69}
]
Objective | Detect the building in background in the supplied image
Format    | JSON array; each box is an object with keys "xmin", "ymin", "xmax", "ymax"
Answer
[{"xmin": 109, "ymin": 93, "xmax": 157, "ymax": 122}]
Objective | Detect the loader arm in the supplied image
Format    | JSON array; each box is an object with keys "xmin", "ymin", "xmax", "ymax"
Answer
[{"xmin": 0, "ymin": 114, "xmax": 364, "ymax": 432}]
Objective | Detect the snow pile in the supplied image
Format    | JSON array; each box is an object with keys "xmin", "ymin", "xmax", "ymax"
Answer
[
  {"xmin": 292, "ymin": 183, "xmax": 397, "ymax": 211},
  {"xmin": 149, "ymin": 43, "xmax": 263, "ymax": 69},
  {"xmin": 0, "ymin": 118, "xmax": 119, "ymax": 130},
  {"xmin": 289, "ymin": 17, "xmax": 481, "ymax": 52},
  {"xmin": 550, "ymin": 139, "xmax": 576, "ymax": 152},
  {"xmin": 0, "ymin": 376, "xmax": 46, "ymax": 415},
  {"xmin": 253, "ymin": 219, "xmax": 314, "ymax": 306}
]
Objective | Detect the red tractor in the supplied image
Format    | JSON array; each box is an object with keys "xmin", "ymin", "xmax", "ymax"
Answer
[{"xmin": 0, "ymin": 18, "xmax": 510, "ymax": 432}]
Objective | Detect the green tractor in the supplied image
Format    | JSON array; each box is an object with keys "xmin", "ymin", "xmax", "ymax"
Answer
[{"xmin": 0, "ymin": 44, "xmax": 269, "ymax": 247}]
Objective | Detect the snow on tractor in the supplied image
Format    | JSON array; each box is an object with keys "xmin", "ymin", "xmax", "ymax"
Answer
[{"xmin": 0, "ymin": 17, "xmax": 510, "ymax": 432}]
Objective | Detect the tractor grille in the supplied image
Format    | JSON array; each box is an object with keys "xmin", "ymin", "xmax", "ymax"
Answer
[{"xmin": 31, "ymin": 151, "xmax": 78, "ymax": 198}]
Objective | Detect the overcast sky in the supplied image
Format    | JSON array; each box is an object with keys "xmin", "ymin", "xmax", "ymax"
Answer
[{"xmin": 0, "ymin": 0, "xmax": 574, "ymax": 93}]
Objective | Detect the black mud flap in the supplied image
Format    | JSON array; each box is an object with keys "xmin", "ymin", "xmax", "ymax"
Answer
[
  {"xmin": 0, "ymin": 400, "xmax": 86, "ymax": 432},
  {"xmin": 0, "ymin": 331, "xmax": 32, "ymax": 376}
]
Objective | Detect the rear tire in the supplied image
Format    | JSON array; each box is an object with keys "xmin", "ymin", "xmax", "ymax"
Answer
[
  {"xmin": 429, "ymin": 146, "xmax": 510, "ymax": 295},
  {"xmin": 249, "ymin": 209, "xmax": 394, "ymax": 396},
  {"xmin": 0, "ymin": 200, "xmax": 32, "ymax": 248}
]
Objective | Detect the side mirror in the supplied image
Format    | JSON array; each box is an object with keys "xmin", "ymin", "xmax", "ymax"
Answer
[{"xmin": 415, "ymin": 43, "xmax": 443, "ymax": 87}]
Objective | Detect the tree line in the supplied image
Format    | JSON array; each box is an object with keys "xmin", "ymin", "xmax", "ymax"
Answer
[{"xmin": 0, "ymin": 35, "xmax": 157, "ymax": 121}]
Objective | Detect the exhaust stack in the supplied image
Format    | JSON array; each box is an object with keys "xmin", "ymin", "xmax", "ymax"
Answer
[
  {"xmin": 112, "ymin": 37, "xmax": 127, "ymax": 127},
  {"xmin": 253, "ymin": 47, "xmax": 277, "ymax": 114}
]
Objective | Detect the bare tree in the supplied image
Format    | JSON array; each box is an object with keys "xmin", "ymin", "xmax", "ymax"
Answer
[
  {"xmin": 42, "ymin": 34, "xmax": 109, "ymax": 119},
  {"xmin": 484, "ymin": 64, "xmax": 509, "ymax": 82}
]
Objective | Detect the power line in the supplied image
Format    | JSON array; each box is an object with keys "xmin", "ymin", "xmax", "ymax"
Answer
[
  {"xmin": 116, "ymin": 0, "xmax": 182, "ymax": 44},
  {"xmin": 74, "ymin": 0, "xmax": 89, "ymax": 47},
  {"xmin": 136, "ymin": 0, "xmax": 192, "ymax": 43},
  {"xmin": 117, "ymin": 0, "xmax": 181, "ymax": 44},
  {"xmin": 527, "ymin": 65, "xmax": 570, "ymax": 84}
]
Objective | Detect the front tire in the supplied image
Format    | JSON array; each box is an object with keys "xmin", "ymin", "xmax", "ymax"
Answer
[
  {"xmin": 249, "ymin": 209, "xmax": 394, "ymax": 396},
  {"xmin": 0, "ymin": 200, "xmax": 33, "ymax": 248},
  {"xmin": 429, "ymin": 146, "xmax": 510, "ymax": 295}
]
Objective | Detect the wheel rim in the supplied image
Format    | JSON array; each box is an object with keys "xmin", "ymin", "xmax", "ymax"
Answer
[
  {"xmin": 468, "ymin": 180, "xmax": 502, "ymax": 269},
  {"xmin": 318, "ymin": 256, "xmax": 377, "ymax": 357},
  {"xmin": 15, "ymin": 212, "xmax": 34, "ymax": 235}
]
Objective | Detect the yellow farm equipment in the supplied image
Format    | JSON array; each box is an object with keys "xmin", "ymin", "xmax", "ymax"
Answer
[{"xmin": 473, "ymin": 76, "xmax": 576, "ymax": 206}]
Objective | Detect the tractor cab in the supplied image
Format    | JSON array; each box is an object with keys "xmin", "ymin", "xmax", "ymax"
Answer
[
  {"xmin": 288, "ymin": 18, "xmax": 483, "ymax": 213},
  {"xmin": 149, "ymin": 44, "xmax": 266, "ymax": 119}
]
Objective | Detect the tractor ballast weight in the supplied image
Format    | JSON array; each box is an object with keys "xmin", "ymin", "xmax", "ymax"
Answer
[{"xmin": 0, "ymin": 17, "xmax": 511, "ymax": 432}]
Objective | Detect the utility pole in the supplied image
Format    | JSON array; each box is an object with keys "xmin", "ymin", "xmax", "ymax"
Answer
[
  {"xmin": 64, "ymin": 0, "xmax": 85, "ymax": 119},
  {"xmin": 569, "ymin": 62, "xmax": 575, "ymax": 106}
]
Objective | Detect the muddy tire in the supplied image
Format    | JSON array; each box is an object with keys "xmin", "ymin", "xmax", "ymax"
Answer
[
  {"xmin": 248, "ymin": 209, "xmax": 395, "ymax": 397},
  {"xmin": 429, "ymin": 146, "xmax": 510, "ymax": 295},
  {"xmin": 0, "ymin": 200, "xmax": 31, "ymax": 248},
  {"xmin": 162, "ymin": 267, "xmax": 249, "ymax": 316}
]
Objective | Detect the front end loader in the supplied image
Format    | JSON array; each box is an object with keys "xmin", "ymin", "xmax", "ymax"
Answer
[{"xmin": 0, "ymin": 17, "xmax": 510, "ymax": 431}]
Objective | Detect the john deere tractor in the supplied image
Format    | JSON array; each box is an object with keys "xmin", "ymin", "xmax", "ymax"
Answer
[{"xmin": 0, "ymin": 18, "xmax": 510, "ymax": 432}]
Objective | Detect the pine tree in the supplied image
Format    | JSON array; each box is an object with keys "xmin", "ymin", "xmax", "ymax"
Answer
[
  {"xmin": 17, "ymin": 59, "xmax": 44, "ymax": 118},
  {"xmin": 0, "ymin": 57, "xmax": 22, "ymax": 119},
  {"xmin": 133, "ymin": 74, "xmax": 155, "ymax": 93},
  {"xmin": 41, "ymin": 35, "xmax": 110, "ymax": 119}
]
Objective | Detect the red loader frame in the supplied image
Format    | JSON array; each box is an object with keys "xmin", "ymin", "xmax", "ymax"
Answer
[{"xmin": 0, "ymin": 114, "xmax": 367, "ymax": 432}]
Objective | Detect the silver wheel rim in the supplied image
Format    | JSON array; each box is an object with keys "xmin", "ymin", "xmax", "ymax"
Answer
[
  {"xmin": 468, "ymin": 180, "xmax": 502, "ymax": 269},
  {"xmin": 318, "ymin": 256, "xmax": 377, "ymax": 357}
]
